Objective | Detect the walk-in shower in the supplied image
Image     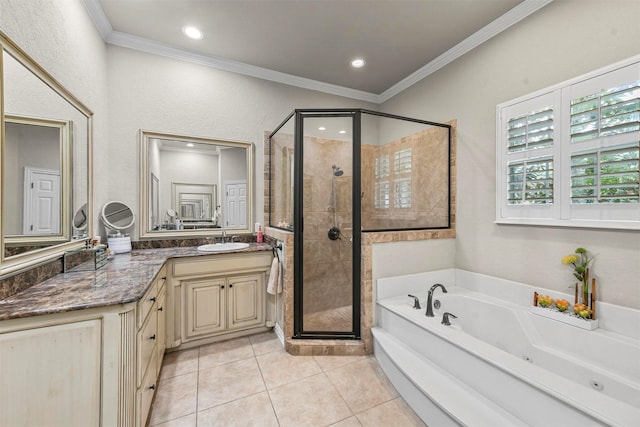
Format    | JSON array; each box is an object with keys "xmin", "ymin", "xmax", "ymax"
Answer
[{"xmin": 269, "ymin": 109, "xmax": 451, "ymax": 340}]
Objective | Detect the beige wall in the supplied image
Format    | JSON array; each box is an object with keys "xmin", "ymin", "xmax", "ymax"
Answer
[{"xmin": 380, "ymin": 0, "xmax": 640, "ymax": 308}]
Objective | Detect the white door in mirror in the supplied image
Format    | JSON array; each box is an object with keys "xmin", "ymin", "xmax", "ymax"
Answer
[{"xmin": 197, "ymin": 243, "xmax": 249, "ymax": 252}]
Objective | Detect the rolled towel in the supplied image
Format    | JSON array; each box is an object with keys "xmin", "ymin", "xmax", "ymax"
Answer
[{"xmin": 266, "ymin": 257, "xmax": 280, "ymax": 295}]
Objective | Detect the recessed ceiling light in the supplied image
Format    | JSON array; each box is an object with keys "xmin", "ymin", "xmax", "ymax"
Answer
[
  {"xmin": 186, "ymin": 143, "xmax": 195, "ymax": 147},
  {"xmin": 318, "ymin": 126, "xmax": 326, "ymax": 131},
  {"xmin": 183, "ymin": 26, "xmax": 203, "ymax": 40},
  {"xmin": 339, "ymin": 130, "xmax": 347, "ymax": 134},
  {"xmin": 350, "ymin": 58, "xmax": 366, "ymax": 68}
]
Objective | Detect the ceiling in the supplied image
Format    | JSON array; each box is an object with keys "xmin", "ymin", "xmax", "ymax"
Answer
[{"xmin": 85, "ymin": 0, "xmax": 553, "ymax": 103}]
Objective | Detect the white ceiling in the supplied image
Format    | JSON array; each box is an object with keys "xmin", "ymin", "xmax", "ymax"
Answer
[{"xmin": 84, "ymin": 0, "xmax": 553, "ymax": 103}]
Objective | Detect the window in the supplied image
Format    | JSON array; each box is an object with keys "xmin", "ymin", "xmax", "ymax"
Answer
[
  {"xmin": 497, "ymin": 56, "xmax": 640, "ymax": 229},
  {"xmin": 374, "ymin": 181, "xmax": 390, "ymax": 209},
  {"xmin": 394, "ymin": 178, "xmax": 412, "ymax": 208},
  {"xmin": 394, "ymin": 149, "xmax": 412, "ymax": 174},
  {"xmin": 374, "ymin": 155, "xmax": 390, "ymax": 178}
]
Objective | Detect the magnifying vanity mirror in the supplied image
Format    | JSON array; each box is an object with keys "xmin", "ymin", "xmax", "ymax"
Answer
[
  {"xmin": 101, "ymin": 201, "xmax": 135, "ymax": 234},
  {"xmin": 139, "ymin": 130, "xmax": 254, "ymax": 238},
  {"xmin": 1, "ymin": 31, "xmax": 92, "ymax": 276}
]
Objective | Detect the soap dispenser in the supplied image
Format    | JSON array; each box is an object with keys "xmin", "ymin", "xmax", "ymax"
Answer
[{"xmin": 256, "ymin": 223, "xmax": 263, "ymax": 243}]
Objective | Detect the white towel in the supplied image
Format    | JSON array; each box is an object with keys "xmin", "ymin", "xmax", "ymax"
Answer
[{"xmin": 267, "ymin": 256, "xmax": 280, "ymax": 295}]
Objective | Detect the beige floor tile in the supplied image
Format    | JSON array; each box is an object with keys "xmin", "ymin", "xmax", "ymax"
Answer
[
  {"xmin": 256, "ymin": 350, "xmax": 322, "ymax": 389},
  {"xmin": 325, "ymin": 358, "xmax": 398, "ymax": 413},
  {"xmin": 329, "ymin": 416, "xmax": 363, "ymax": 426},
  {"xmin": 150, "ymin": 412, "xmax": 196, "ymax": 427},
  {"xmin": 198, "ymin": 357, "xmax": 266, "ymax": 411},
  {"xmin": 249, "ymin": 331, "xmax": 284, "ymax": 355},
  {"xmin": 313, "ymin": 354, "xmax": 371, "ymax": 372},
  {"xmin": 149, "ymin": 372, "xmax": 198, "ymax": 425},
  {"xmin": 160, "ymin": 348, "xmax": 199, "ymax": 380},
  {"xmin": 198, "ymin": 337, "xmax": 255, "ymax": 370},
  {"xmin": 197, "ymin": 391, "xmax": 279, "ymax": 427},
  {"xmin": 269, "ymin": 373, "xmax": 353, "ymax": 427},
  {"xmin": 356, "ymin": 398, "xmax": 425, "ymax": 427}
]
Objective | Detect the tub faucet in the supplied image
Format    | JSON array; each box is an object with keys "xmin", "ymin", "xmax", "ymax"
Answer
[
  {"xmin": 426, "ymin": 283, "xmax": 447, "ymax": 317},
  {"xmin": 441, "ymin": 312, "xmax": 457, "ymax": 326}
]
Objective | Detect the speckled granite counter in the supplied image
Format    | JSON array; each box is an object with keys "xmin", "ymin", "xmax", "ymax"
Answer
[{"xmin": 0, "ymin": 244, "xmax": 273, "ymax": 321}]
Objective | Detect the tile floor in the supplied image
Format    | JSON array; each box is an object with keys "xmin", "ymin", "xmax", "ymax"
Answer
[{"xmin": 149, "ymin": 331, "xmax": 426, "ymax": 427}]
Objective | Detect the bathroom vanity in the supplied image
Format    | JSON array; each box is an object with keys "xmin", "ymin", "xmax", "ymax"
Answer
[{"xmin": 0, "ymin": 243, "xmax": 273, "ymax": 427}]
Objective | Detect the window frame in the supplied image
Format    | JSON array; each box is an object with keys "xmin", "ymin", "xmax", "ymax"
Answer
[{"xmin": 496, "ymin": 55, "xmax": 640, "ymax": 230}]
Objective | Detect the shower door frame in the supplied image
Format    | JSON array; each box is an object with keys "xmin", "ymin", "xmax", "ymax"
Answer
[{"xmin": 293, "ymin": 109, "xmax": 361, "ymax": 340}]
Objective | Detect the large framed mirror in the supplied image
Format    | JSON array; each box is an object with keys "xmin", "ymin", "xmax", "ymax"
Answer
[
  {"xmin": 139, "ymin": 130, "xmax": 253, "ymax": 238},
  {"xmin": 1, "ymin": 31, "xmax": 92, "ymax": 277}
]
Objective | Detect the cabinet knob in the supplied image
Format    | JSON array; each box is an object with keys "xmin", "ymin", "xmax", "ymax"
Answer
[
  {"xmin": 149, "ymin": 334, "xmax": 156, "ymax": 340},
  {"xmin": 221, "ymin": 285, "xmax": 224, "ymax": 289},
  {"xmin": 150, "ymin": 297, "xmax": 156, "ymax": 302},
  {"xmin": 158, "ymin": 306, "xmax": 163, "ymax": 311},
  {"xmin": 148, "ymin": 384, "xmax": 156, "ymax": 390},
  {"xmin": 161, "ymin": 276, "xmax": 167, "ymax": 280},
  {"xmin": 229, "ymin": 284, "xmax": 233, "ymax": 288}
]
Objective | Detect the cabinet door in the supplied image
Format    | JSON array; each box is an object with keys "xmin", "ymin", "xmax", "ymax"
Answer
[
  {"xmin": 185, "ymin": 278, "xmax": 226, "ymax": 339},
  {"xmin": 0, "ymin": 319, "xmax": 101, "ymax": 427},
  {"xmin": 228, "ymin": 273, "xmax": 264, "ymax": 330}
]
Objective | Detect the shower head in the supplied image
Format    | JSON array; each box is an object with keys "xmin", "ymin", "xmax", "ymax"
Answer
[{"xmin": 332, "ymin": 164, "xmax": 344, "ymax": 177}]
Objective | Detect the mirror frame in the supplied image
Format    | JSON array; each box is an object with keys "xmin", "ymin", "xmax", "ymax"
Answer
[
  {"xmin": 139, "ymin": 129, "xmax": 254, "ymax": 239},
  {"xmin": 1, "ymin": 31, "xmax": 93, "ymax": 278}
]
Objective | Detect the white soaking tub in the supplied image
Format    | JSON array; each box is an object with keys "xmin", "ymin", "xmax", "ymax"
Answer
[{"xmin": 373, "ymin": 269, "xmax": 640, "ymax": 427}]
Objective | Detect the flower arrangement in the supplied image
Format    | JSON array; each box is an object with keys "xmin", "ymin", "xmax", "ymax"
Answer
[{"xmin": 562, "ymin": 247, "xmax": 595, "ymax": 306}]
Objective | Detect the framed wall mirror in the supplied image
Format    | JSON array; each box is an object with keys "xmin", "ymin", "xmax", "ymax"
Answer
[
  {"xmin": 1, "ymin": 31, "xmax": 92, "ymax": 277},
  {"xmin": 139, "ymin": 130, "xmax": 254, "ymax": 238}
]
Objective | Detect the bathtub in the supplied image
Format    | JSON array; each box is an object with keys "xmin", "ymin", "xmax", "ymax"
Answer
[{"xmin": 373, "ymin": 270, "xmax": 640, "ymax": 427}]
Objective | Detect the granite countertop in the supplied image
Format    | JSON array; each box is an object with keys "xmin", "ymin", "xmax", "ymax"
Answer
[{"xmin": 0, "ymin": 243, "xmax": 273, "ymax": 321}]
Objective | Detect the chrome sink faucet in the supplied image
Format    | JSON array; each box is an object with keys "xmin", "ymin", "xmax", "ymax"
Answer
[
  {"xmin": 221, "ymin": 230, "xmax": 227, "ymax": 244},
  {"xmin": 425, "ymin": 283, "xmax": 447, "ymax": 317}
]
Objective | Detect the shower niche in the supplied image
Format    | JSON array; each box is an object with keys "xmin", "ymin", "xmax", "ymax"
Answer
[{"xmin": 269, "ymin": 109, "xmax": 451, "ymax": 340}]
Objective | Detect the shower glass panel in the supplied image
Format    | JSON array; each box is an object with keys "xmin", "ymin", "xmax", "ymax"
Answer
[
  {"xmin": 301, "ymin": 115, "xmax": 355, "ymax": 334},
  {"xmin": 269, "ymin": 112, "xmax": 295, "ymax": 230},
  {"xmin": 361, "ymin": 111, "xmax": 451, "ymax": 231}
]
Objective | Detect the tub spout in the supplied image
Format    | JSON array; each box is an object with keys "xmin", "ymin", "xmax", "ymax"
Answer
[
  {"xmin": 426, "ymin": 283, "xmax": 447, "ymax": 317},
  {"xmin": 441, "ymin": 312, "xmax": 457, "ymax": 326}
]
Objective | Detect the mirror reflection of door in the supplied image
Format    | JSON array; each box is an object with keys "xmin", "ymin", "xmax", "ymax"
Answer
[
  {"xmin": 23, "ymin": 167, "xmax": 61, "ymax": 234},
  {"xmin": 225, "ymin": 181, "xmax": 247, "ymax": 228},
  {"xmin": 4, "ymin": 119, "xmax": 64, "ymax": 237}
]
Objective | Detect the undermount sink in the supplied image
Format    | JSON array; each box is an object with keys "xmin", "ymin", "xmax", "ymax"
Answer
[{"xmin": 197, "ymin": 242, "xmax": 250, "ymax": 252}]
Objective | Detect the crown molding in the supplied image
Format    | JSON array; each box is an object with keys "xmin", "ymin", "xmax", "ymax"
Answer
[
  {"xmin": 106, "ymin": 31, "xmax": 381, "ymax": 104},
  {"xmin": 81, "ymin": 0, "xmax": 112, "ymax": 39},
  {"xmin": 379, "ymin": 0, "xmax": 555, "ymax": 103},
  {"xmin": 83, "ymin": 0, "xmax": 553, "ymax": 105}
]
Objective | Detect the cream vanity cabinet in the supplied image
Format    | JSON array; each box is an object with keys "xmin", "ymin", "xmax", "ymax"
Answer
[
  {"xmin": 0, "ymin": 265, "xmax": 167, "ymax": 427},
  {"xmin": 167, "ymin": 251, "xmax": 273, "ymax": 348}
]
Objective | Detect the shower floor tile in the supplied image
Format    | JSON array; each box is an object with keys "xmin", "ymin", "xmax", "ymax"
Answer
[{"xmin": 149, "ymin": 331, "xmax": 425, "ymax": 427}]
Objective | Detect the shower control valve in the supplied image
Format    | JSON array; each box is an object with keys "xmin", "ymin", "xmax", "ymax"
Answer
[{"xmin": 328, "ymin": 226, "xmax": 341, "ymax": 240}]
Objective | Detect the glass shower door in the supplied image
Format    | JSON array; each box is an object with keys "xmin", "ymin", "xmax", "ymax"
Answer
[{"xmin": 295, "ymin": 112, "xmax": 360, "ymax": 338}]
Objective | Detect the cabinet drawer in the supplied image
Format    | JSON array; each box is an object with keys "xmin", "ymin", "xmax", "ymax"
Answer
[
  {"xmin": 137, "ymin": 349, "xmax": 158, "ymax": 427},
  {"xmin": 173, "ymin": 252, "xmax": 272, "ymax": 278},
  {"xmin": 137, "ymin": 309, "xmax": 158, "ymax": 387},
  {"xmin": 137, "ymin": 282, "xmax": 158, "ymax": 328}
]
